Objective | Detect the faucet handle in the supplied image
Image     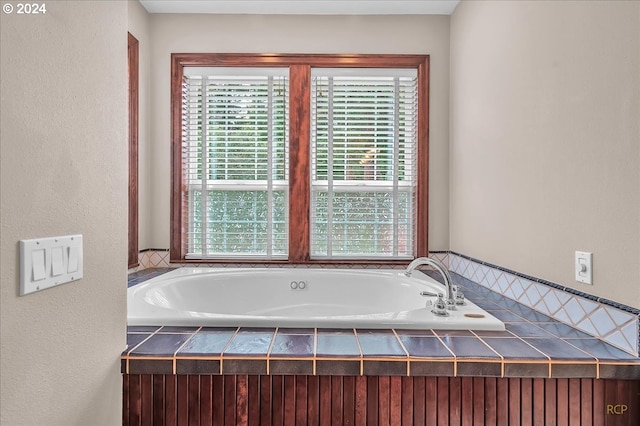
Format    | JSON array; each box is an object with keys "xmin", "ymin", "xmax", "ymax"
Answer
[{"xmin": 431, "ymin": 293, "xmax": 449, "ymax": 317}]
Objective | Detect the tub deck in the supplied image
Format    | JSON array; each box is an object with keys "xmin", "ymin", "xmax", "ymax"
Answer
[{"xmin": 123, "ymin": 270, "xmax": 640, "ymax": 379}]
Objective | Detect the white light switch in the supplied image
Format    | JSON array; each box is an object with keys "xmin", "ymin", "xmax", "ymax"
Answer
[
  {"xmin": 19, "ymin": 235, "xmax": 83, "ymax": 296},
  {"xmin": 575, "ymin": 251, "xmax": 592, "ymax": 284},
  {"xmin": 32, "ymin": 249, "xmax": 46, "ymax": 281},
  {"xmin": 51, "ymin": 246, "xmax": 64, "ymax": 276},
  {"xmin": 68, "ymin": 246, "xmax": 79, "ymax": 273}
]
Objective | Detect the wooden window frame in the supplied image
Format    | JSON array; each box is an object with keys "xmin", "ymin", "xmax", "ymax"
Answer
[
  {"xmin": 170, "ymin": 53, "xmax": 429, "ymax": 265},
  {"xmin": 128, "ymin": 33, "xmax": 139, "ymax": 269}
]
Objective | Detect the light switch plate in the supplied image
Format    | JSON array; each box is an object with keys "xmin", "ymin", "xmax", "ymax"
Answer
[
  {"xmin": 575, "ymin": 251, "xmax": 592, "ymax": 284},
  {"xmin": 19, "ymin": 234, "xmax": 83, "ymax": 296}
]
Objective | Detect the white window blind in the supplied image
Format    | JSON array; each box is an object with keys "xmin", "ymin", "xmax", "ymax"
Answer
[
  {"xmin": 310, "ymin": 68, "xmax": 417, "ymax": 259},
  {"xmin": 182, "ymin": 68, "xmax": 289, "ymax": 259}
]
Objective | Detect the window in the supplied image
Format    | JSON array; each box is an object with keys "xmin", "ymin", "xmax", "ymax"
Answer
[
  {"xmin": 171, "ymin": 54, "xmax": 429, "ymax": 264},
  {"xmin": 182, "ymin": 68, "xmax": 289, "ymax": 259},
  {"xmin": 311, "ymin": 69, "xmax": 417, "ymax": 259}
]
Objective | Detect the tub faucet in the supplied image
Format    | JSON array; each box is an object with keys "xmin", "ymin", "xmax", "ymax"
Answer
[{"xmin": 405, "ymin": 257, "xmax": 456, "ymax": 310}]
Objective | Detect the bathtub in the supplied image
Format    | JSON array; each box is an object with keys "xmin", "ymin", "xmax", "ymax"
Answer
[{"xmin": 128, "ymin": 267, "xmax": 505, "ymax": 330}]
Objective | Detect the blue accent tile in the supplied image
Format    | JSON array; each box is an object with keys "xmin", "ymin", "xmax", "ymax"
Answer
[
  {"xmin": 471, "ymin": 300, "xmax": 504, "ymax": 310},
  {"xmin": 562, "ymin": 339, "xmax": 640, "ymax": 362},
  {"xmin": 127, "ymin": 279, "xmax": 141, "ymax": 287},
  {"xmin": 130, "ymin": 333, "xmax": 192, "ymax": 356},
  {"xmin": 270, "ymin": 334, "xmax": 314, "ymax": 357},
  {"xmin": 523, "ymin": 338, "xmax": 594, "ymax": 361},
  {"xmin": 588, "ymin": 308, "xmax": 617, "ymax": 335},
  {"xmin": 504, "ymin": 304, "xmax": 555, "ymax": 322},
  {"xmin": 605, "ymin": 306, "xmax": 636, "ymax": 325},
  {"xmin": 482, "ymin": 338, "xmax": 547, "ymax": 360},
  {"xmin": 505, "ymin": 323, "xmax": 554, "ymax": 338},
  {"xmin": 575, "ymin": 317, "xmax": 598, "ymax": 336},
  {"xmin": 472, "ymin": 330, "xmax": 515, "ymax": 338},
  {"xmin": 357, "ymin": 333, "xmax": 405, "ymax": 357},
  {"xmin": 534, "ymin": 322, "xmax": 593, "ymax": 339},
  {"xmin": 520, "ymin": 310, "xmax": 556, "ymax": 323},
  {"xmin": 485, "ymin": 310, "xmax": 526, "ymax": 322},
  {"xmin": 316, "ymin": 334, "xmax": 360, "ymax": 357},
  {"xmin": 178, "ymin": 331, "xmax": 235, "ymax": 356},
  {"xmin": 601, "ymin": 331, "xmax": 636, "ymax": 356},
  {"xmin": 126, "ymin": 333, "xmax": 150, "ymax": 349},
  {"xmin": 620, "ymin": 321, "xmax": 639, "ymax": 355},
  {"xmin": 485, "ymin": 292, "xmax": 510, "ymax": 303},
  {"xmin": 399, "ymin": 336, "xmax": 453, "ymax": 359},
  {"xmin": 224, "ymin": 331, "xmax": 274, "ymax": 356},
  {"xmin": 439, "ymin": 337, "xmax": 500, "ymax": 359}
]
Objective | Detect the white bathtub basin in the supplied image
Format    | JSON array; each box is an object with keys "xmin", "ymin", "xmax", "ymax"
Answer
[{"xmin": 127, "ymin": 267, "xmax": 505, "ymax": 330}]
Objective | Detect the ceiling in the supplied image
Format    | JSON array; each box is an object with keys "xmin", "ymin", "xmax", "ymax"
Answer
[{"xmin": 139, "ymin": 0, "xmax": 460, "ymax": 15}]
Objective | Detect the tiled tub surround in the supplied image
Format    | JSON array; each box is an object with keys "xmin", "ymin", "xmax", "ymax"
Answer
[
  {"xmin": 124, "ymin": 269, "xmax": 640, "ymax": 425},
  {"xmin": 128, "ymin": 250, "xmax": 639, "ymax": 356},
  {"xmin": 444, "ymin": 252, "xmax": 640, "ymax": 357},
  {"xmin": 124, "ymin": 272, "xmax": 640, "ymax": 380}
]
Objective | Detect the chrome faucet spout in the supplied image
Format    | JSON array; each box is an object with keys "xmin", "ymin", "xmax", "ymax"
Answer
[{"xmin": 405, "ymin": 257, "xmax": 455, "ymax": 308}]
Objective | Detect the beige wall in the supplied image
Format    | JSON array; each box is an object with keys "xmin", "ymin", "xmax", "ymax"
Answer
[
  {"xmin": 450, "ymin": 1, "xmax": 640, "ymax": 307},
  {"xmin": 128, "ymin": 0, "xmax": 151, "ymax": 250},
  {"xmin": 0, "ymin": 1, "xmax": 127, "ymax": 425},
  {"xmin": 147, "ymin": 14, "xmax": 452, "ymax": 251}
]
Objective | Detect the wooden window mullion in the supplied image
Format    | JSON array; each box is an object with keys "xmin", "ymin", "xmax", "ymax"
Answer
[{"xmin": 288, "ymin": 64, "xmax": 311, "ymax": 262}]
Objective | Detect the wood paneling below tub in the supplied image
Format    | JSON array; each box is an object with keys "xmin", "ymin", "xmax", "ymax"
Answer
[{"xmin": 123, "ymin": 375, "xmax": 639, "ymax": 426}]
